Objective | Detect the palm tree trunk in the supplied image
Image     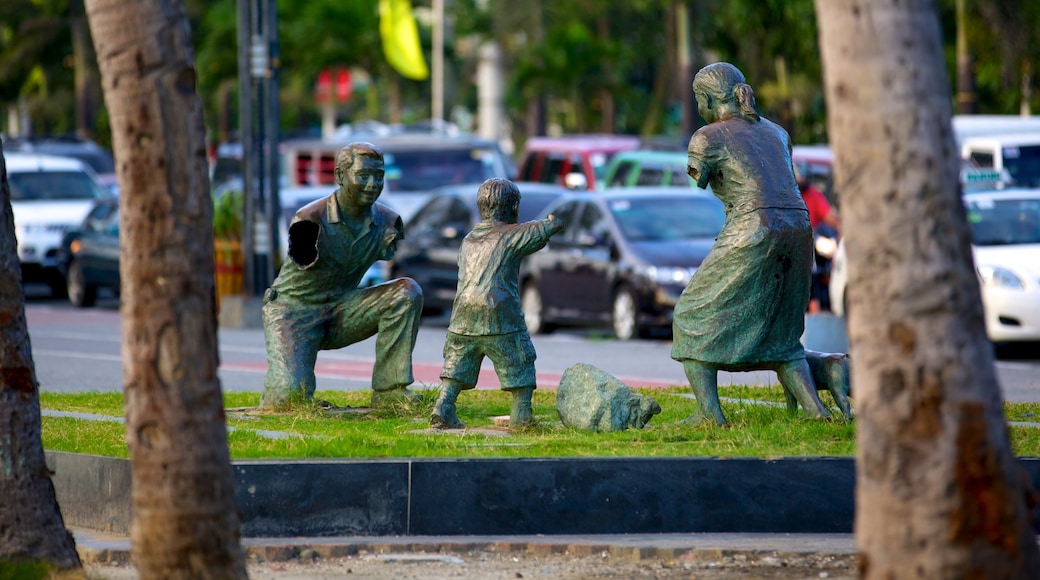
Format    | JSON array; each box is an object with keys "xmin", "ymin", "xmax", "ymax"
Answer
[
  {"xmin": 0, "ymin": 145, "xmax": 82, "ymax": 571},
  {"xmin": 84, "ymin": 0, "xmax": 247, "ymax": 577},
  {"xmin": 815, "ymin": 1, "xmax": 1040, "ymax": 577}
]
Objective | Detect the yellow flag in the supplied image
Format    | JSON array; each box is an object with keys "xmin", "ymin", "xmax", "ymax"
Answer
[{"xmin": 379, "ymin": 0, "xmax": 429, "ymax": 80}]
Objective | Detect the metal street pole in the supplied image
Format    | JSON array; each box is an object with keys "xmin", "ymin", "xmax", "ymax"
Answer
[
  {"xmin": 265, "ymin": 0, "xmax": 281, "ymax": 266},
  {"xmin": 236, "ymin": 0, "xmax": 255, "ymax": 294}
]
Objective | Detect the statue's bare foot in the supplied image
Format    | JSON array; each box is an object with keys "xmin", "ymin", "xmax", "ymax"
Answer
[
  {"xmin": 431, "ymin": 403, "xmax": 466, "ymax": 429},
  {"xmin": 371, "ymin": 387, "xmax": 420, "ymax": 408}
]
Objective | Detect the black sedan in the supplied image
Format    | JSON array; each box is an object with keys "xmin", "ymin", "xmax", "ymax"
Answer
[
  {"xmin": 520, "ymin": 188, "xmax": 725, "ymax": 340},
  {"xmin": 389, "ymin": 182, "xmax": 572, "ymax": 314},
  {"xmin": 60, "ymin": 199, "xmax": 121, "ymax": 307}
]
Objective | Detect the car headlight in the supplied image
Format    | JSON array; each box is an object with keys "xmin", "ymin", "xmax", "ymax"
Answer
[
  {"xmin": 642, "ymin": 265, "xmax": 697, "ymax": 286},
  {"xmin": 814, "ymin": 235, "xmax": 838, "ymax": 258},
  {"xmin": 978, "ymin": 265, "xmax": 1024, "ymax": 290}
]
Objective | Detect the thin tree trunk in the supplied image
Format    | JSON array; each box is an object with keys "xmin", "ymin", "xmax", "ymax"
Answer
[
  {"xmin": 84, "ymin": 0, "xmax": 247, "ymax": 577},
  {"xmin": 0, "ymin": 146, "xmax": 82, "ymax": 571},
  {"xmin": 71, "ymin": 0, "xmax": 101, "ymax": 140},
  {"xmin": 815, "ymin": 1, "xmax": 1040, "ymax": 577},
  {"xmin": 596, "ymin": 14, "xmax": 614, "ymax": 134}
]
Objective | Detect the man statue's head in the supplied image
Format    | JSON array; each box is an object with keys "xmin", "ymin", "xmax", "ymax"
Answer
[{"xmin": 334, "ymin": 142, "xmax": 385, "ymax": 210}]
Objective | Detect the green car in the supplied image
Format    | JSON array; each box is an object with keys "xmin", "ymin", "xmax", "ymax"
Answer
[{"xmin": 600, "ymin": 150, "xmax": 696, "ymax": 190}]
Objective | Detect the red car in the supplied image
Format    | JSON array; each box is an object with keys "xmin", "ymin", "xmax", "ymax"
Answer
[{"xmin": 518, "ymin": 135, "xmax": 641, "ymax": 191}]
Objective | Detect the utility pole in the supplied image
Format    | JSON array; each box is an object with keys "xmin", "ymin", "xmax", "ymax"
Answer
[
  {"xmin": 236, "ymin": 0, "xmax": 254, "ymax": 293},
  {"xmin": 263, "ymin": 0, "xmax": 281, "ymax": 273},
  {"xmin": 237, "ymin": 0, "xmax": 280, "ymax": 296}
]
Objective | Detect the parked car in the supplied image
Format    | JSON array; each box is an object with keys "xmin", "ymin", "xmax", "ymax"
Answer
[
  {"xmin": 389, "ymin": 182, "xmax": 572, "ymax": 314},
  {"xmin": 6, "ymin": 137, "xmax": 118, "ymax": 194},
  {"xmin": 830, "ymin": 187, "xmax": 1040, "ymax": 344},
  {"xmin": 601, "ymin": 150, "xmax": 695, "ymax": 189},
  {"xmin": 59, "ymin": 186, "xmax": 389, "ymax": 308},
  {"xmin": 517, "ymin": 135, "xmax": 641, "ymax": 191},
  {"xmin": 281, "ymin": 133, "xmax": 515, "ymax": 222},
  {"xmin": 60, "ymin": 199, "xmax": 120, "ymax": 307},
  {"xmin": 520, "ymin": 187, "xmax": 725, "ymax": 340},
  {"xmin": 7, "ymin": 152, "xmax": 112, "ymax": 296},
  {"xmin": 965, "ymin": 188, "xmax": 1040, "ymax": 343}
]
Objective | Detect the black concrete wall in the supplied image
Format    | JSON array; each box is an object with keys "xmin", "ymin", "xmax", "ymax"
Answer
[{"xmin": 46, "ymin": 452, "xmax": 1040, "ymax": 538}]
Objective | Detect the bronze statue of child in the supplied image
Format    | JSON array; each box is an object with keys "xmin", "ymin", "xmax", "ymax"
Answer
[{"xmin": 431, "ymin": 178, "xmax": 565, "ymax": 429}]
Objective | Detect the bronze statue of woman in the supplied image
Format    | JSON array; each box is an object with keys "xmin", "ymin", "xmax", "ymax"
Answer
[{"xmin": 672, "ymin": 62, "xmax": 832, "ymax": 425}]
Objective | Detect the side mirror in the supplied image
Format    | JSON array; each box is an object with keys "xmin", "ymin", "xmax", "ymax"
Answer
[{"xmin": 564, "ymin": 172, "xmax": 588, "ymax": 190}]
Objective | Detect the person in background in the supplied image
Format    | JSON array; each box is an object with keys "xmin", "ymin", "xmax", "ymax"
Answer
[
  {"xmin": 796, "ymin": 168, "xmax": 841, "ymax": 313},
  {"xmin": 797, "ymin": 170, "xmax": 841, "ymax": 233}
]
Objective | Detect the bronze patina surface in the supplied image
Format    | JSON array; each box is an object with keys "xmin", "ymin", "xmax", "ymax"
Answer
[
  {"xmin": 261, "ymin": 142, "xmax": 423, "ymax": 410},
  {"xmin": 672, "ymin": 62, "xmax": 847, "ymax": 425},
  {"xmin": 431, "ymin": 178, "xmax": 565, "ymax": 429}
]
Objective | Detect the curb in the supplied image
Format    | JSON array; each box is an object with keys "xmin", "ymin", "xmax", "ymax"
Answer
[{"xmin": 73, "ymin": 529, "xmax": 858, "ymax": 566}]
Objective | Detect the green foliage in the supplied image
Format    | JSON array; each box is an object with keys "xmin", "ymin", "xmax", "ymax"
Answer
[
  {"xmin": 38, "ymin": 388, "xmax": 1040, "ymax": 460},
  {"xmin": 7, "ymin": 0, "xmax": 1040, "ymax": 149},
  {"xmin": 0, "ymin": 561, "xmax": 54, "ymax": 580},
  {"xmin": 212, "ymin": 189, "xmax": 243, "ymax": 240}
]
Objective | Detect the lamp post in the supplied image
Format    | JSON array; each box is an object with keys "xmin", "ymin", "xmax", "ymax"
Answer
[{"xmin": 237, "ymin": 0, "xmax": 281, "ymax": 295}]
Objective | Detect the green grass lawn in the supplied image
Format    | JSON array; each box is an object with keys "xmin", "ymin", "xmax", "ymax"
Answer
[{"xmin": 39, "ymin": 386, "xmax": 1040, "ymax": 460}]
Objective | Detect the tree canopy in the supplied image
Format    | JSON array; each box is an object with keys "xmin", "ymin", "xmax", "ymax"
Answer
[{"xmin": 2, "ymin": 0, "xmax": 1039, "ymax": 151}]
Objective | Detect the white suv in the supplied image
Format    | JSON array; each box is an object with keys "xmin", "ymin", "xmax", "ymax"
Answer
[{"xmin": 6, "ymin": 152, "xmax": 111, "ymax": 295}]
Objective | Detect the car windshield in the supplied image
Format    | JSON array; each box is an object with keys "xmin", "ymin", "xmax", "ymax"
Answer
[
  {"xmin": 609, "ymin": 196, "xmax": 725, "ymax": 242},
  {"xmin": 384, "ymin": 148, "xmax": 500, "ymax": 192},
  {"xmin": 1002, "ymin": 145, "xmax": 1040, "ymax": 188},
  {"xmin": 966, "ymin": 197, "xmax": 1040, "ymax": 246},
  {"xmin": 8, "ymin": 171, "xmax": 106, "ymax": 201}
]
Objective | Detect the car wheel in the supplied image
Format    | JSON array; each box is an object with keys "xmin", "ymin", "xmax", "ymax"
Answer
[
  {"xmin": 522, "ymin": 283, "xmax": 553, "ymax": 335},
  {"xmin": 66, "ymin": 260, "xmax": 97, "ymax": 308},
  {"xmin": 612, "ymin": 286, "xmax": 641, "ymax": 341}
]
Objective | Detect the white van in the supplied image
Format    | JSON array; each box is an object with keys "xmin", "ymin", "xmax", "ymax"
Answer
[
  {"xmin": 952, "ymin": 115, "xmax": 1040, "ymax": 147},
  {"xmin": 961, "ymin": 133, "xmax": 1040, "ymax": 189}
]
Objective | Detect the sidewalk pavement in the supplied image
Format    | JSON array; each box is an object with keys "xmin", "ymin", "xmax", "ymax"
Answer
[{"xmin": 73, "ymin": 527, "xmax": 857, "ymax": 565}]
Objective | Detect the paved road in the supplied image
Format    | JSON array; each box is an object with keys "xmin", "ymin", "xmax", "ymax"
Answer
[{"xmin": 24, "ymin": 294, "xmax": 1040, "ymax": 402}]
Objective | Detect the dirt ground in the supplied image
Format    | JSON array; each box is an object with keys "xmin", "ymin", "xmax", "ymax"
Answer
[{"xmin": 85, "ymin": 549, "xmax": 857, "ymax": 579}]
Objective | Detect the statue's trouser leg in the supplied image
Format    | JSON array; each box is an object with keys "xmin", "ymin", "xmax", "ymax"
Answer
[
  {"xmin": 431, "ymin": 378, "xmax": 468, "ymax": 428},
  {"xmin": 508, "ymin": 387, "xmax": 535, "ymax": 427},
  {"xmin": 324, "ymin": 278, "xmax": 423, "ymax": 392},
  {"xmin": 261, "ymin": 301, "xmax": 322, "ymax": 408},
  {"xmin": 682, "ymin": 360, "xmax": 725, "ymax": 425},
  {"xmin": 776, "ymin": 358, "xmax": 831, "ymax": 419},
  {"xmin": 489, "ymin": 331, "xmax": 538, "ymax": 428}
]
